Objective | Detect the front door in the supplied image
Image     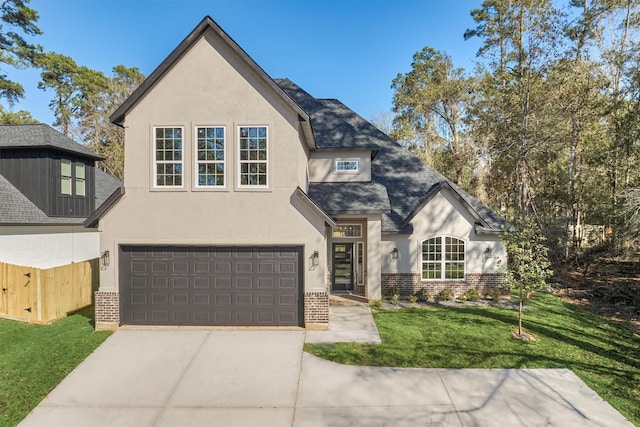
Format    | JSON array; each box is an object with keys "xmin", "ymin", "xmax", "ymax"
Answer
[{"xmin": 332, "ymin": 243, "xmax": 353, "ymax": 291}]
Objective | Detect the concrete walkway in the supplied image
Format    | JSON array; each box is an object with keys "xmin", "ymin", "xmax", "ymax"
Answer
[
  {"xmin": 305, "ymin": 303, "xmax": 382, "ymax": 344},
  {"xmin": 19, "ymin": 304, "xmax": 633, "ymax": 427}
]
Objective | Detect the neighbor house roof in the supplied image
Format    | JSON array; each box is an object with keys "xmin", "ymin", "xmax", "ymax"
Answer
[
  {"xmin": 0, "ymin": 167, "xmax": 122, "ymax": 226},
  {"xmin": 0, "ymin": 123, "xmax": 101, "ymax": 160},
  {"xmin": 0, "ymin": 174, "xmax": 83, "ymax": 225},
  {"xmin": 276, "ymin": 79, "xmax": 508, "ymax": 234},
  {"xmin": 110, "ymin": 16, "xmax": 316, "ymax": 150}
]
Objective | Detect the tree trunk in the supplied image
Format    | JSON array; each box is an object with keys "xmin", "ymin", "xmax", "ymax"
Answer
[{"xmin": 518, "ymin": 287, "xmax": 524, "ymax": 336}]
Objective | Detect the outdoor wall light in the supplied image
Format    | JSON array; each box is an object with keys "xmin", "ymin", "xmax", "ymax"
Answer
[
  {"xmin": 101, "ymin": 250, "xmax": 110, "ymax": 269},
  {"xmin": 391, "ymin": 247, "xmax": 399, "ymax": 260},
  {"xmin": 311, "ymin": 251, "xmax": 320, "ymax": 267}
]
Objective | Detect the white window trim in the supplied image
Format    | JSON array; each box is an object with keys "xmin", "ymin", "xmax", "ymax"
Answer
[
  {"xmin": 335, "ymin": 160, "xmax": 359, "ymax": 173},
  {"xmin": 355, "ymin": 241, "xmax": 365, "ymax": 285},
  {"xmin": 153, "ymin": 126, "xmax": 184, "ymax": 189},
  {"xmin": 237, "ymin": 125, "xmax": 269, "ymax": 189},
  {"xmin": 194, "ymin": 125, "xmax": 226, "ymax": 189},
  {"xmin": 420, "ymin": 236, "xmax": 466, "ymax": 281}
]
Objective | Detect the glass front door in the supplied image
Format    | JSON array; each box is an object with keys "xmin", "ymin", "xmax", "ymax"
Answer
[{"xmin": 332, "ymin": 243, "xmax": 353, "ymax": 291}]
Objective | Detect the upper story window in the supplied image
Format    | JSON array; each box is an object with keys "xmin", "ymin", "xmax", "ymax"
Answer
[
  {"xmin": 238, "ymin": 126, "xmax": 268, "ymax": 187},
  {"xmin": 335, "ymin": 160, "xmax": 358, "ymax": 173},
  {"xmin": 60, "ymin": 159, "xmax": 85, "ymax": 197},
  {"xmin": 196, "ymin": 126, "xmax": 225, "ymax": 187},
  {"xmin": 154, "ymin": 127, "xmax": 183, "ymax": 187},
  {"xmin": 75, "ymin": 163, "xmax": 86, "ymax": 196},
  {"xmin": 61, "ymin": 159, "xmax": 72, "ymax": 195},
  {"xmin": 333, "ymin": 224, "xmax": 362, "ymax": 238},
  {"xmin": 421, "ymin": 237, "xmax": 465, "ymax": 280}
]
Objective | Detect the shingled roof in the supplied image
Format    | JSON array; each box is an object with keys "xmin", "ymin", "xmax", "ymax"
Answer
[
  {"xmin": 275, "ymin": 79, "xmax": 507, "ymax": 234},
  {"xmin": 0, "ymin": 124, "xmax": 122, "ymax": 225},
  {"xmin": 0, "ymin": 123, "xmax": 101, "ymax": 160}
]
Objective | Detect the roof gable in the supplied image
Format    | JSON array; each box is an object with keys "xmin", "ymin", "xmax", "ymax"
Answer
[
  {"xmin": 0, "ymin": 124, "xmax": 100, "ymax": 160},
  {"xmin": 110, "ymin": 17, "xmax": 315, "ymax": 149}
]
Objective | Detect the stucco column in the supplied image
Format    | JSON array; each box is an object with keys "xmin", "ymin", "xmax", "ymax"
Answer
[{"xmin": 366, "ymin": 215, "xmax": 382, "ymax": 300}]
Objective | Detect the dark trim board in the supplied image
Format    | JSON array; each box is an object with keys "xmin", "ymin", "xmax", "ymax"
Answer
[{"xmin": 119, "ymin": 245, "xmax": 304, "ymax": 327}]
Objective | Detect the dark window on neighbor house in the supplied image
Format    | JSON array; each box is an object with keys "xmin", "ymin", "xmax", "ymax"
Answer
[
  {"xmin": 61, "ymin": 159, "xmax": 85, "ymax": 197},
  {"xmin": 75, "ymin": 163, "xmax": 86, "ymax": 196},
  {"xmin": 61, "ymin": 159, "xmax": 72, "ymax": 195},
  {"xmin": 238, "ymin": 126, "xmax": 267, "ymax": 187},
  {"xmin": 421, "ymin": 237, "xmax": 465, "ymax": 280},
  {"xmin": 154, "ymin": 127, "xmax": 183, "ymax": 187}
]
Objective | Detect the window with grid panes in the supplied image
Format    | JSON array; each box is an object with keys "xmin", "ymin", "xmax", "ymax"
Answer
[
  {"xmin": 154, "ymin": 127, "xmax": 183, "ymax": 187},
  {"xmin": 421, "ymin": 237, "xmax": 465, "ymax": 279},
  {"xmin": 238, "ymin": 126, "xmax": 267, "ymax": 187},
  {"xmin": 196, "ymin": 126, "xmax": 225, "ymax": 187}
]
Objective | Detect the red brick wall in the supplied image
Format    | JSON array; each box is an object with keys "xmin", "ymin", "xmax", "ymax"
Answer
[
  {"xmin": 95, "ymin": 290, "xmax": 119, "ymax": 327},
  {"xmin": 304, "ymin": 291, "xmax": 329, "ymax": 324},
  {"xmin": 381, "ymin": 273, "xmax": 505, "ymax": 298},
  {"xmin": 96, "ymin": 290, "xmax": 330, "ymax": 328}
]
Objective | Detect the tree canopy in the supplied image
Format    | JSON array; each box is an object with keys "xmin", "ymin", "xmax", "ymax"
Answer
[
  {"xmin": 0, "ymin": 0, "xmax": 41, "ymax": 105},
  {"xmin": 390, "ymin": 0, "xmax": 640, "ymax": 257}
]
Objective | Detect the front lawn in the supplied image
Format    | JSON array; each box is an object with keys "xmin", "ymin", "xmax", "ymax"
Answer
[
  {"xmin": 0, "ymin": 307, "xmax": 111, "ymax": 426},
  {"xmin": 305, "ymin": 293, "xmax": 640, "ymax": 426}
]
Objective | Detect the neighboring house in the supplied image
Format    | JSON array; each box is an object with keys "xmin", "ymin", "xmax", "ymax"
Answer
[
  {"xmin": 0, "ymin": 123, "xmax": 121, "ymax": 268},
  {"xmin": 90, "ymin": 16, "xmax": 508, "ymax": 330}
]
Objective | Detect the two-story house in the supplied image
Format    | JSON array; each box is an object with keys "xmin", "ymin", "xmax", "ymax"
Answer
[
  {"xmin": 89, "ymin": 16, "xmax": 508, "ymax": 330},
  {"xmin": 0, "ymin": 123, "xmax": 121, "ymax": 269}
]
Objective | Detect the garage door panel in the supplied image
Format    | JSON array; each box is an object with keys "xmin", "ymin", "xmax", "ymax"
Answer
[
  {"xmin": 173, "ymin": 276, "xmax": 189, "ymax": 289},
  {"xmin": 215, "ymin": 261, "xmax": 232, "ymax": 273},
  {"xmin": 279, "ymin": 277, "xmax": 296, "ymax": 289},
  {"xmin": 172, "ymin": 293, "xmax": 189, "ymax": 305},
  {"xmin": 120, "ymin": 246, "xmax": 302, "ymax": 326},
  {"xmin": 151, "ymin": 277, "xmax": 168, "ymax": 289}
]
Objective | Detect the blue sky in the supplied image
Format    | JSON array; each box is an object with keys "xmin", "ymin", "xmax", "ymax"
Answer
[{"xmin": 10, "ymin": 0, "xmax": 483, "ymax": 127}]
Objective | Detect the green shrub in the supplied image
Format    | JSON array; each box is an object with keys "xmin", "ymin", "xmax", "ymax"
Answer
[
  {"xmin": 413, "ymin": 287, "xmax": 430, "ymax": 302},
  {"xmin": 384, "ymin": 285, "xmax": 400, "ymax": 299},
  {"xmin": 408, "ymin": 295, "xmax": 418, "ymax": 303},
  {"xmin": 369, "ymin": 299, "xmax": 383, "ymax": 309},
  {"xmin": 462, "ymin": 288, "xmax": 481, "ymax": 302},
  {"xmin": 484, "ymin": 287, "xmax": 502, "ymax": 300},
  {"xmin": 436, "ymin": 288, "xmax": 454, "ymax": 302}
]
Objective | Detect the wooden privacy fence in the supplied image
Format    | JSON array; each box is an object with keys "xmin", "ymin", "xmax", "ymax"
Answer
[{"xmin": 0, "ymin": 259, "xmax": 98, "ymax": 324}]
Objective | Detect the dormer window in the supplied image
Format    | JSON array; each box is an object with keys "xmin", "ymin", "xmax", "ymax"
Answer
[
  {"xmin": 75, "ymin": 163, "xmax": 86, "ymax": 196},
  {"xmin": 335, "ymin": 160, "xmax": 358, "ymax": 172},
  {"xmin": 60, "ymin": 159, "xmax": 86, "ymax": 197},
  {"xmin": 61, "ymin": 159, "xmax": 72, "ymax": 195}
]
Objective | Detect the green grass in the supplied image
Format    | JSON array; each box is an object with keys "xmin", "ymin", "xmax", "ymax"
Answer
[
  {"xmin": 305, "ymin": 294, "xmax": 640, "ymax": 426},
  {"xmin": 0, "ymin": 307, "xmax": 112, "ymax": 426}
]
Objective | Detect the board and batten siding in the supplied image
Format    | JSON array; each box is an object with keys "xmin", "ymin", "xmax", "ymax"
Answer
[{"xmin": 0, "ymin": 149, "xmax": 95, "ymax": 217}]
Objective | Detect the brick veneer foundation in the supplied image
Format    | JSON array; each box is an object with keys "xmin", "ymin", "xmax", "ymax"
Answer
[
  {"xmin": 381, "ymin": 273, "xmax": 506, "ymax": 298},
  {"xmin": 95, "ymin": 290, "xmax": 119, "ymax": 330},
  {"xmin": 304, "ymin": 291, "xmax": 329, "ymax": 327},
  {"xmin": 95, "ymin": 290, "xmax": 330, "ymax": 330}
]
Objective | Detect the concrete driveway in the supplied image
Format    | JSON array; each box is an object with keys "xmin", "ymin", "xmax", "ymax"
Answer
[{"xmin": 19, "ymin": 329, "xmax": 633, "ymax": 427}]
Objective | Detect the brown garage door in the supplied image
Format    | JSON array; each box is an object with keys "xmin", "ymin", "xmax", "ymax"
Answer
[{"xmin": 119, "ymin": 246, "xmax": 303, "ymax": 326}]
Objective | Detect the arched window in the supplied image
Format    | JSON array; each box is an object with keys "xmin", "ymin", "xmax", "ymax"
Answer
[{"xmin": 421, "ymin": 237, "xmax": 465, "ymax": 280}]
